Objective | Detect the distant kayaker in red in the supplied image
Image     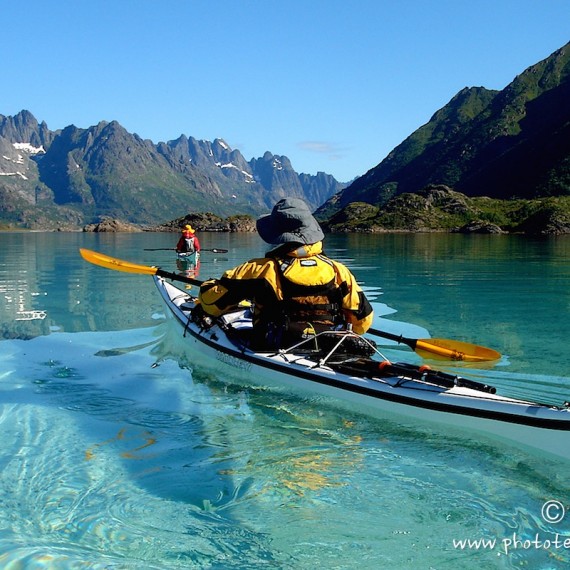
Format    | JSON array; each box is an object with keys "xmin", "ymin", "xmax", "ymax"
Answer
[{"xmin": 176, "ymin": 225, "xmax": 201, "ymax": 255}]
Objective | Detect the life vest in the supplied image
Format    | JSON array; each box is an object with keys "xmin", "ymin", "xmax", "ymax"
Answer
[
  {"xmin": 180, "ymin": 232, "xmax": 196, "ymax": 253},
  {"xmin": 267, "ymin": 255, "xmax": 346, "ymax": 345}
]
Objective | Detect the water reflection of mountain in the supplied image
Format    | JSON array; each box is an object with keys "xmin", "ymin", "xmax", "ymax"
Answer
[
  {"xmin": 0, "ymin": 276, "xmax": 50, "ymax": 339},
  {"xmin": 1, "ymin": 233, "xmax": 49, "ymax": 339},
  {"xmin": 0, "ymin": 233, "xmax": 167, "ymax": 340}
]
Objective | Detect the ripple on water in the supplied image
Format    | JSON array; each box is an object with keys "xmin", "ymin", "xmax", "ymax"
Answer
[{"xmin": 2, "ymin": 328, "xmax": 570, "ymax": 569}]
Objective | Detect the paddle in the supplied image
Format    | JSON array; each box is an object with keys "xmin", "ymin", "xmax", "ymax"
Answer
[
  {"xmin": 80, "ymin": 248, "xmax": 203, "ymax": 286},
  {"xmin": 79, "ymin": 248, "xmax": 501, "ymax": 362},
  {"xmin": 367, "ymin": 327, "xmax": 501, "ymax": 363},
  {"xmin": 143, "ymin": 247, "xmax": 228, "ymax": 253}
]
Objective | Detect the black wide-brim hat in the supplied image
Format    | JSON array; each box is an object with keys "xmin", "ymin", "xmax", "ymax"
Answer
[{"xmin": 256, "ymin": 198, "xmax": 325, "ymax": 245}]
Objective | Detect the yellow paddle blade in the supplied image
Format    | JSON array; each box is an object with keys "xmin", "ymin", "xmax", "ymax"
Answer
[
  {"xmin": 368, "ymin": 327, "xmax": 501, "ymax": 362},
  {"xmin": 79, "ymin": 248, "xmax": 159, "ymax": 276},
  {"xmin": 415, "ymin": 338, "xmax": 501, "ymax": 362}
]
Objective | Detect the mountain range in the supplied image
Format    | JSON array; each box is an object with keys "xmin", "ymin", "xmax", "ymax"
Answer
[
  {"xmin": 316, "ymin": 41, "xmax": 570, "ymax": 220},
  {"xmin": 1, "ymin": 41, "xmax": 569, "ymax": 232},
  {"xmin": 0, "ymin": 112, "xmax": 344, "ymax": 229}
]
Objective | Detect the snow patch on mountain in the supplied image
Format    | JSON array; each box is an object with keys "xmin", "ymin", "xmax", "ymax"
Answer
[{"xmin": 13, "ymin": 142, "xmax": 45, "ymax": 154}]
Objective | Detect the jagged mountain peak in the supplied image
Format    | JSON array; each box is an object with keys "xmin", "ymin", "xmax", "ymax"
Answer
[
  {"xmin": 212, "ymin": 137, "xmax": 230, "ymax": 149},
  {"xmin": 0, "ymin": 109, "xmax": 54, "ymax": 148},
  {"xmin": 0, "ymin": 110, "xmax": 343, "ymax": 228}
]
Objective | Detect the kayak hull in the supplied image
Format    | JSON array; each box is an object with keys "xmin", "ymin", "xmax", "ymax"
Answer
[{"xmin": 153, "ymin": 276, "xmax": 570, "ymax": 461}]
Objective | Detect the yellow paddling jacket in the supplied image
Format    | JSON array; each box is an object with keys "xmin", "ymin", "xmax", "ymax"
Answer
[{"xmin": 199, "ymin": 242, "xmax": 373, "ymax": 348}]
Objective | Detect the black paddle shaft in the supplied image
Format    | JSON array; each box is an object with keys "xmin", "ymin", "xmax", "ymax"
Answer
[
  {"xmin": 332, "ymin": 359, "xmax": 496, "ymax": 394},
  {"xmin": 144, "ymin": 248, "xmax": 228, "ymax": 253},
  {"xmin": 156, "ymin": 268, "xmax": 203, "ymax": 287},
  {"xmin": 368, "ymin": 327, "xmax": 416, "ymax": 349}
]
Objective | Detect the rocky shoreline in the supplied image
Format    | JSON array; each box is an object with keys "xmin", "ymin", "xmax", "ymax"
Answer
[
  {"xmin": 83, "ymin": 213, "xmax": 258, "ymax": 234},
  {"xmin": 15, "ymin": 187, "xmax": 570, "ymax": 236},
  {"xmin": 319, "ymin": 187, "xmax": 570, "ymax": 236}
]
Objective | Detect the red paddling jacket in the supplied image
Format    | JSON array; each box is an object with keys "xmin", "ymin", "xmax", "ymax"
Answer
[{"xmin": 176, "ymin": 230, "xmax": 201, "ymax": 254}]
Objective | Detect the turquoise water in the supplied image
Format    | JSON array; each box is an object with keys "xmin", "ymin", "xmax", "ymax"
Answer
[{"xmin": 1, "ymin": 231, "xmax": 569, "ymax": 569}]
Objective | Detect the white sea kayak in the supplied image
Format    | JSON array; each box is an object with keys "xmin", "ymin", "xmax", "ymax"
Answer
[{"xmin": 153, "ymin": 275, "xmax": 570, "ymax": 462}]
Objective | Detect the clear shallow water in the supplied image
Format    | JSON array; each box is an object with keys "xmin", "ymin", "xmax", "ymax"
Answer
[{"xmin": 1, "ymin": 231, "xmax": 569, "ymax": 569}]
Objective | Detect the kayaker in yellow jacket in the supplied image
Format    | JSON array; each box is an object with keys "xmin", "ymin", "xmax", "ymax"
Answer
[{"xmin": 198, "ymin": 198, "xmax": 374, "ymax": 349}]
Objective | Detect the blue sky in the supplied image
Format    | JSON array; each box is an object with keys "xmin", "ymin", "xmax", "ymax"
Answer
[{"xmin": 2, "ymin": 1, "xmax": 569, "ymax": 182}]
